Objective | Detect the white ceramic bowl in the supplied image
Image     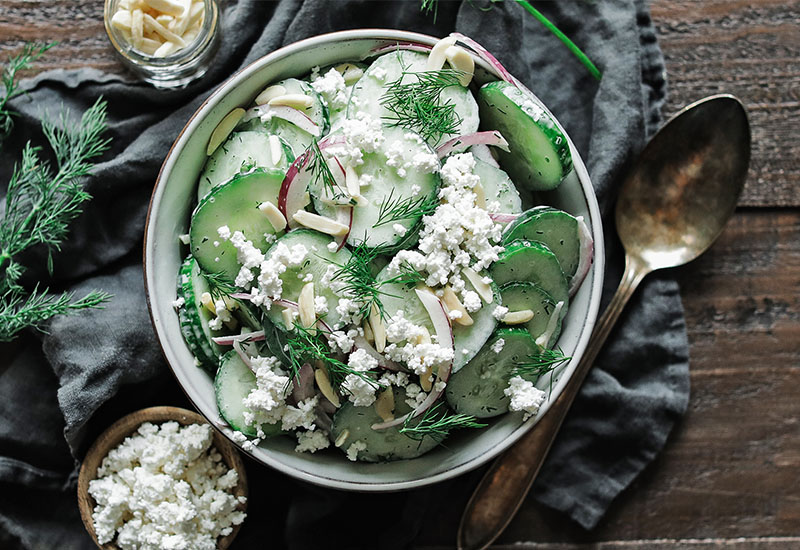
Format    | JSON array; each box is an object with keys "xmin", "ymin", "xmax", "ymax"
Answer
[{"xmin": 144, "ymin": 29, "xmax": 604, "ymax": 491}]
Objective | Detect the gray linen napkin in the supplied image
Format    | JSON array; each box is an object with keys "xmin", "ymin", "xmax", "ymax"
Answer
[{"xmin": 0, "ymin": 1, "xmax": 689, "ymax": 548}]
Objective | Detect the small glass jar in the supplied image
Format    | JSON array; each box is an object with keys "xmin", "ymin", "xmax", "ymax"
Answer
[{"xmin": 104, "ymin": 0, "xmax": 220, "ymax": 88}]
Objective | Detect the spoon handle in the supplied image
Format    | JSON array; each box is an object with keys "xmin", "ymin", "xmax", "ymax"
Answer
[{"xmin": 457, "ymin": 254, "xmax": 650, "ymax": 550}]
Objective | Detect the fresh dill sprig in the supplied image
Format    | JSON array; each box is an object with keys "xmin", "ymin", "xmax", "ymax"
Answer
[
  {"xmin": 284, "ymin": 323, "xmax": 381, "ymax": 391},
  {"xmin": 372, "ymin": 188, "xmax": 438, "ymax": 228},
  {"xmin": 380, "ymin": 66, "xmax": 465, "ymax": 144},
  {"xmin": 0, "ymin": 42, "xmax": 57, "ymax": 144},
  {"xmin": 0, "ymin": 95, "xmax": 112, "ymax": 342},
  {"xmin": 400, "ymin": 403, "xmax": 487, "ymax": 443},
  {"xmin": 419, "ymin": 0, "xmax": 439, "ymax": 21},
  {"xmin": 383, "ymin": 260, "xmax": 426, "ymax": 290},
  {"xmin": 513, "ymin": 347, "xmax": 570, "ymax": 395},
  {"xmin": 203, "ymin": 270, "xmax": 235, "ymax": 299},
  {"xmin": 304, "ymin": 138, "xmax": 348, "ymax": 202},
  {"xmin": 327, "ymin": 242, "xmax": 384, "ymax": 322}
]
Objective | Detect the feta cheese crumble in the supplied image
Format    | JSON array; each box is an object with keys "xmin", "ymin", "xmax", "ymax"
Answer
[
  {"xmin": 88, "ymin": 422, "xmax": 246, "ymax": 550},
  {"xmin": 504, "ymin": 376, "xmax": 547, "ymax": 420}
]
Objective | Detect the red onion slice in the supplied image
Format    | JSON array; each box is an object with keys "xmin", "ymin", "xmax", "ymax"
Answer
[
  {"xmin": 233, "ymin": 339, "xmax": 256, "ymax": 373},
  {"xmin": 450, "ymin": 33, "xmax": 516, "ymax": 85},
  {"xmin": 291, "ymin": 363, "xmax": 315, "ymax": 404},
  {"xmin": 279, "ymin": 152, "xmax": 313, "ymax": 229},
  {"xmin": 244, "ymin": 104, "xmax": 320, "ymax": 137},
  {"xmin": 535, "ymin": 301, "xmax": 565, "ymax": 349},
  {"xmin": 489, "ymin": 213, "xmax": 520, "ymax": 224},
  {"xmin": 436, "ymin": 131, "xmax": 510, "ymax": 159},
  {"xmin": 212, "ymin": 330, "xmax": 266, "ymax": 346},
  {"xmin": 569, "ymin": 216, "xmax": 594, "ymax": 297}
]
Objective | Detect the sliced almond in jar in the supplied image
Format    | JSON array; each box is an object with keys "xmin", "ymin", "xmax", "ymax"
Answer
[
  {"xmin": 334, "ymin": 429, "xmax": 350, "ymax": 448},
  {"xmin": 374, "ymin": 388, "xmax": 395, "ymax": 422},
  {"xmin": 206, "ymin": 107, "xmax": 245, "ymax": 156},
  {"xmin": 442, "ymin": 286, "xmax": 474, "ymax": 326},
  {"xmin": 255, "ymin": 84, "xmax": 287, "ymax": 106},
  {"xmin": 138, "ymin": 37, "xmax": 162, "ymax": 56},
  {"xmin": 369, "ymin": 304, "xmax": 386, "ymax": 353},
  {"xmin": 426, "ymin": 35, "xmax": 458, "ymax": 71},
  {"xmin": 142, "ymin": 12, "xmax": 186, "ymax": 46},
  {"xmin": 445, "ymin": 45, "xmax": 475, "ymax": 86},
  {"xmin": 155, "ymin": 13, "xmax": 174, "ymax": 26},
  {"xmin": 268, "ymin": 94, "xmax": 313, "ymax": 110},
  {"xmin": 131, "ymin": 8, "xmax": 144, "ymax": 49},
  {"xmin": 144, "ymin": 0, "xmax": 185, "ymax": 16},
  {"xmin": 292, "ymin": 211, "xmax": 350, "ymax": 237},
  {"xmin": 462, "ymin": 267, "xmax": 494, "ymax": 304},
  {"xmin": 258, "ymin": 201, "xmax": 287, "ymax": 233},
  {"xmin": 153, "ymin": 40, "xmax": 179, "ymax": 58},
  {"xmin": 315, "ymin": 368, "xmax": 340, "ymax": 408},
  {"xmin": 111, "ymin": 9, "xmax": 133, "ymax": 32},
  {"xmin": 298, "ymin": 282, "xmax": 316, "ymax": 329},
  {"xmin": 503, "ymin": 309, "xmax": 535, "ymax": 325}
]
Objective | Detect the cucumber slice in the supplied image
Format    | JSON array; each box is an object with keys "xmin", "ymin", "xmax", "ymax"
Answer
[
  {"xmin": 311, "ymin": 126, "xmax": 440, "ymax": 250},
  {"xmin": 197, "ymin": 132, "xmax": 293, "ymax": 201},
  {"xmin": 376, "ymin": 265, "xmax": 499, "ymax": 372},
  {"xmin": 262, "ymin": 230, "xmax": 353, "ymax": 331},
  {"xmin": 308, "ymin": 62, "xmax": 367, "ymax": 131},
  {"xmin": 502, "ymin": 207, "xmax": 580, "ymax": 280},
  {"xmin": 215, "ymin": 350, "xmax": 281, "ymax": 438},
  {"xmin": 347, "ymin": 50, "xmax": 480, "ymax": 147},
  {"xmin": 499, "ymin": 282, "xmax": 561, "ymax": 348},
  {"xmin": 330, "ymin": 387, "xmax": 441, "ymax": 462},
  {"xmin": 472, "ymin": 157, "xmax": 522, "ymax": 217},
  {"xmin": 490, "ymin": 240, "xmax": 568, "ymax": 318},
  {"xmin": 477, "ymin": 81, "xmax": 572, "ymax": 191},
  {"xmin": 177, "ymin": 256, "xmax": 223, "ymax": 372},
  {"xmin": 239, "ymin": 78, "xmax": 329, "ymax": 156},
  {"xmin": 446, "ymin": 328, "xmax": 542, "ymax": 418},
  {"xmin": 189, "ymin": 169, "xmax": 285, "ymax": 281}
]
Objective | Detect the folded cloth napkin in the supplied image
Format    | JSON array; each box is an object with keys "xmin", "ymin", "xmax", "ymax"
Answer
[{"xmin": 0, "ymin": 1, "xmax": 689, "ymax": 548}]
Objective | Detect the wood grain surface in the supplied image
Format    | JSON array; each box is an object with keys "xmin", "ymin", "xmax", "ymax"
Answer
[{"xmin": 1, "ymin": 1, "xmax": 798, "ymax": 549}]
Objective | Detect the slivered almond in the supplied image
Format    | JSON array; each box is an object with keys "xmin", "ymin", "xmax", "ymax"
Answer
[
  {"xmin": 442, "ymin": 286, "xmax": 474, "ymax": 326},
  {"xmin": 142, "ymin": 12, "xmax": 186, "ymax": 46},
  {"xmin": 369, "ymin": 304, "xmax": 386, "ymax": 353},
  {"xmin": 374, "ymin": 388, "xmax": 396, "ymax": 422},
  {"xmin": 420, "ymin": 365, "xmax": 434, "ymax": 392},
  {"xmin": 138, "ymin": 37, "xmax": 162, "ymax": 56},
  {"xmin": 334, "ymin": 429, "xmax": 350, "ymax": 448},
  {"xmin": 445, "ymin": 45, "xmax": 474, "ymax": 86},
  {"xmin": 255, "ymin": 84, "xmax": 287, "ymax": 106},
  {"xmin": 258, "ymin": 201, "xmax": 287, "ymax": 232},
  {"xmin": 268, "ymin": 135, "xmax": 283, "ymax": 166},
  {"xmin": 281, "ymin": 307, "xmax": 296, "ymax": 330},
  {"xmin": 111, "ymin": 9, "xmax": 133, "ymax": 31},
  {"xmin": 207, "ymin": 107, "xmax": 245, "ymax": 156},
  {"xmin": 153, "ymin": 40, "xmax": 179, "ymax": 58},
  {"xmin": 473, "ymin": 181, "xmax": 486, "ymax": 209},
  {"xmin": 345, "ymin": 165, "xmax": 360, "ymax": 197},
  {"xmin": 335, "ymin": 63, "xmax": 364, "ymax": 84},
  {"xmin": 268, "ymin": 94, "xmax": 313, "ymax": 110},
  {"xmin": 155, "ymin": 13, "xmax": 173, "ymax": 26},
  {"xmin": 144, "ymin": 0, "xmax": 185, "ymax": 16},
  {"xmin": 363, "ymin": 320, "xmax": 374, "ymax": 344},
  {"xmin": 315, "ymin": 368, "xmax": 340, "ymax": 408},
  {"xmin": 503, "ymin": 309, "xmax": 535, "ymax": 325},
  {"xmin": 416, "ymin": 326, "xmax": 431, "ymax": 345},
  {"xmin": 131, "ymin": 8, "xmax": 144, "ymax": 49},
  {"xmin": 298, "ymin": 282, "xmax": 316, "ymax": 328},
  {"xmin": 200, "ymin": 292, "xmax": 215, "ymax": 315},
  {"xmin": 292, "ymin": 211, "xmax": 350, "ymax": 236},
  {"xmin": 462, "ymin": 267, "xmax": 494, "ymax": 304},
  {"xmin": 426, "ymin": 35, "xmax": 458, "ymax": 71}
]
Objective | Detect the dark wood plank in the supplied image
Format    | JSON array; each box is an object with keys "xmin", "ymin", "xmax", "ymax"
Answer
[{"xmin": 652, "ymin": 0, "xmax": 800, "ymax": 208}]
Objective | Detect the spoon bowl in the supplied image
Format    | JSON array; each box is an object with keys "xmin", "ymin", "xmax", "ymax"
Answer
[
  {"xmin": 617, "ymin": 94, "xmax": 750, "ymax": 270},
  {"xmin": 458, "ymin": 94, "xmax": 750, "ymax": 550}
]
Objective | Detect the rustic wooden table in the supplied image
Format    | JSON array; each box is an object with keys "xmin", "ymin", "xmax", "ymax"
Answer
[{"xmin": 1, "ymin": 1, "xmax": 798, "ymax": 549}]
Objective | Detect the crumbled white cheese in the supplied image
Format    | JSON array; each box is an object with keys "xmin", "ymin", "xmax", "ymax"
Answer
[
  {"xmin": 295, "ymin": 429, "xmax": 331, "ymax": 453},
  {"xmin": 384, "ymin": 309, "xmax": 426, "ymax": 343},
  {"xmin": 491, "ymin": 338, "xmax": 505, "ymax": 354},
  {"xmin": 326, "ymin": 112, "xmax": 384, "ymax": 166},
  {"xmin": 281, "ymin": 396, "xmax": 319, "ymax": 432},
  {"xmin": 392, "ymin": 223, "xmax": 408, "ymax": 236},
  {"xmin": 341, "ymin": 349, "xmax": 380, "ymax": 406},
  {"xmin": 217, "ymin": 225, "xmax": 232, "ymax": 241},
  {"xmin": 462, "ymin": 290, "xmax": 482, "ymax": 313},
  {"xmin": 404, "ymin": 383, "xmax": 427, "ymax": 408},
  {"xmin": 371, "ymin": 66, "xmax": 388, "ymax": 82},
  {"xmin": 310, "ymin": 67, "xmax": 348, "ymax": 110},
  {"xmin": 242, "ymin": 356, "xmax": 291, "ymax": 427},
  {"xmin": 504, "ymin": 375, "xmax": 546, "ymax": 420},
  {"xmin": 346, "ymin": 440, "xmax": 367, "ymax": 461},
  {"xmin": 88, "ymin": 422, "xmax": 246, "ymax": 550},
  {"xmin": 172, "ymin": 297, "xmax": 185, "ymax": 310},
  {"xmin": 383, "ymin": 341, "xmax": 453, "ymax": 376},
  {"xmin": 314, "ymin": 295, "xmax": 329, "ymax": 315},
  {"xmin": 327, "ymin": 241, "xmax": 339, "ymax": 252},
  {"xmin": 493, "ymin": 305, "xmax": 509, "ymax": 321}
]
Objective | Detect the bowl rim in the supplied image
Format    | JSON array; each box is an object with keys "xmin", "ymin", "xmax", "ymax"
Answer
[
  {"xmin": 144, "ymin": 28, "xmax": 605, "ymax": 491},
  {"xmin": 76, "ymin": 406, "xmax": 247, "ymax": 550}
]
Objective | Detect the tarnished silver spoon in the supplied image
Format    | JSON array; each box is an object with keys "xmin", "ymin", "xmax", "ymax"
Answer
[{"xmin": 458, "ymin": 94, "xmax": 751, "ymax": 550}]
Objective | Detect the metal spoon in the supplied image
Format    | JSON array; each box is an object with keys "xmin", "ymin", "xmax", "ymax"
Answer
[{"xmin": 457, "ymin": 94, "xmax": 751, "ymax": 550}]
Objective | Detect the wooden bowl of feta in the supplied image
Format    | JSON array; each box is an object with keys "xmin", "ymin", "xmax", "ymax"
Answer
[{"xmin": 77, "ymin": 406, "xmax": 248, "ymax": 550}]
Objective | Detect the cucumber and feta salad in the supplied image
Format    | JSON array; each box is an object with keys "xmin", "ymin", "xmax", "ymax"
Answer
[{"xmin": 172, "ymin": 35, "xmax": 593, "ymax": 463}]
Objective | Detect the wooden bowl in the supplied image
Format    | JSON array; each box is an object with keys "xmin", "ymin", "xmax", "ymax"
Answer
[{"xmin": 77, "ymin": 406, "xmax": 248, "ymax": 550}]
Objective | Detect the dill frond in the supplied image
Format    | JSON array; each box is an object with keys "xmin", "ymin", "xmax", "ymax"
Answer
[
  {"xmin": 400, "ymin": 403, "xmax": 487, "ymax": 442},
  {"xmin": 380, "ymin": 67, "xmax": 465, "ymax": 144},
  {"xmin": 0, "ymin": 42, "xmax": 56, "ymax": 143},
  {"xmin": 204, "ymin": 270, "xmax": 235, "ymax": 299},
  {"xmin": 304, "ymin": 138, "xmax": 348, "ymax": 202},
  {"xmin": 372, "ymin": 188, "xmax": 438, "ymax": 228},
  {"xmin": 513, "ymin": 347, "xmax": 570, "ymax": 395},
  {"xmin": 326, "ymin": 242, "xmax": 388, "ymax": 322}
]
